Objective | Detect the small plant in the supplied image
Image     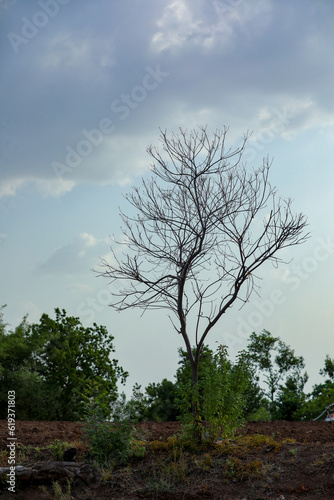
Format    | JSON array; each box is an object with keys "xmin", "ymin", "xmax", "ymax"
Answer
[
  {"xmin": 195, "ymin": 453, "xmax": 214, "ymax": 471},
  {"xmin": 144, "ymin": 476, "xmax": 171, "ymax": 494},
  {"xmin": 144, "ymin": 449, "xmax": 188, "ymax": 494},
  {"xmin": 311, "ymin": 455, "xmax": 328, "ymax": 467},
  {"xmin": 40, "ymin": 479, "xmax": 73, "ymax": 500},
  {"xmin": 101, "ymin": 468, "xmax": 113, "ymax": 482},
  {"xmin": 82, "ymin": 393, "xmax": 136, "ymax": 466},
  {"xmin": 69, "ymin": 440, "xmax": 88, "ymax": 462},
  {"xmin": 243, "ymin": 459, "xmax": 265, "ymax": 480},
  {"xmin": 163, "ymin": 454, "xmax": 188, "ymax": 484},
  {"xmin": 224, "ymin": 457, "xmax": 239, "ymax": 479},
  {"xmin": 282, "ymin": 438, "xmax": 296, "ymax": 444},
  {"xmin": 48, "ymin": 439, "xmax": 68, "ymax": 461},
  {"xmin": 237, "ymin": 434, "xmax": 281, "ymax": 453},
  {"xmin": 53, "ymin": 480, "xmax": 73, "ymax": 500},
  {"xmin": 132, "ymin": 440, "xmax": 146, "ymax": 458},
  {"xmin": 224, "ymin": 456, "xmax": 265, "ymax": 482},
  {"xmin": 17, "ymin": 444, "xmax": 36, "ymax": 463},
  {"xmin": 289, "ymin": 448, "xmax": 298, "ymax": 457},
  {"xmin": 212, "ymin": 433, "xmax": 282, "ymax": 461}
]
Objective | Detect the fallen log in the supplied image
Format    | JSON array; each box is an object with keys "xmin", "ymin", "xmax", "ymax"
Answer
[{"xmin": 0, "ymin": 461, "xmax": 98, "ymax": 484}]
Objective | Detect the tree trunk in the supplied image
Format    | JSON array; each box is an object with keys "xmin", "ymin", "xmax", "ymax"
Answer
[{"xmin": 190, "ymin": 356, "xmax": 203, "ymax": 442}]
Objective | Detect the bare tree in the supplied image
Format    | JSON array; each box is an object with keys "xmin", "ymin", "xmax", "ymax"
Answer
[{"xmin": 98, "ymin": 126, "xmax": 309, "ymax": 406}]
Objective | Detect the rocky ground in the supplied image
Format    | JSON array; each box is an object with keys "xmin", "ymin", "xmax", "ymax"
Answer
[{"xmin": 1, "ymin": 420, "xmax": 334, "ymax": 499}]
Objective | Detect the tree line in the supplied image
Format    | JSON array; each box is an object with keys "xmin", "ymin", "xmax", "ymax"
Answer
[{"xmin": 1, "ymin": 306, "xmax": 333, "ymax": 424}]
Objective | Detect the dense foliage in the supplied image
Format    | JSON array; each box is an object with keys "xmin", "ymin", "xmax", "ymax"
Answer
[
  {"xmin": 294, "ymin": 355, "xmax": 334, "ymax": 421},
  {"xmin": 246, "ymin": 330, "xmax": 308, "ymax": 420},
  {"xmin": 176, "ymin": 345, "xmax": 256, "ymax": 439},
  {"xmin": 0, "ymin": 306, "xmax": 127, "ymax": 420},
  {"xmin": 1, "ymin": 306, "xmax": 333, "ymax": 426}
]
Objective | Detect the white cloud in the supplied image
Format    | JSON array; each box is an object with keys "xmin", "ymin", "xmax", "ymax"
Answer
[
  {"xmin": 0, "ymin": 178, "xmax": 28, "ymax": 198},
  {"xmin": 251, "ymin": 99, "xmax": 334, "ymax": 142},
  {"xmin": 80, "ymin": 232, "xmax": 98, "ymax": 247},
  {"xmin": 0, "ymin": 177, "xmax": 76, "ymax": 200},
  {"xmin": 151, "ymin": 0, "xmax": 272, "ymax": 53},
  {"xmin": 2, "ymin": 0, "xmax": 334, "ymax": 202},
  {"xmin": 35, "ymin": 178, "xmax": 76, "ymax": 198}
]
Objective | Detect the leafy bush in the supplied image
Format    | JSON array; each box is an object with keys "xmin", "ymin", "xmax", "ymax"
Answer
[
  {"xmin": 82, "ymin": 394, "xmax": 136, "ymax": 466},
  {"xmin": 177, "ymin": 345, "xmax": 253, "ymax": 440},
  {"xmin": 48, "ymin": 439, "xmax": 67, "ymax": 461}
]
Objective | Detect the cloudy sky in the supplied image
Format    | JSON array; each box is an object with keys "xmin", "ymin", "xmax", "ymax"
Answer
[{"xmin": 1, "ymin": 0, "xmax": 334, "ymax": 396}]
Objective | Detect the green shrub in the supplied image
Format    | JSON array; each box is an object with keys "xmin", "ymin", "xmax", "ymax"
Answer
[
  {"xmin": 48, "ymin": 439, "xmax": 67, "ymax": 461},
  {"xmin": 177, "ymin": 345, "xmax": 253, "ymax": 440},
  {"xmin": 82, "ymin": 394, "xmax": 136, "ymax": 466}
]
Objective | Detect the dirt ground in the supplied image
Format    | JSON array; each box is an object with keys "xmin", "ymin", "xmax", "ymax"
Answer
[
  {"xmin": 1, "ymin": 420, "xmax": 334, "ymax": 499},
  {"xmin": 2, "ymin": 419, "xmax": 334, "ymax": 448}
]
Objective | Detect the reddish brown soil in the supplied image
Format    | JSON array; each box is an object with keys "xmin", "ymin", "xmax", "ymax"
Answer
[
  {"xmin": 1, "ymin": 420, "xmax": 334, "ymax": 499},
  {"xmin": 2, "ymin": 419, "xmax": 334, "ymax": 448}
]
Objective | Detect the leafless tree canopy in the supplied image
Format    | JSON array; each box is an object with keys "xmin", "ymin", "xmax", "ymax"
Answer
[{"xmin": 99, "ymin": 126, "xmax": 308, "ymax": 380}]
